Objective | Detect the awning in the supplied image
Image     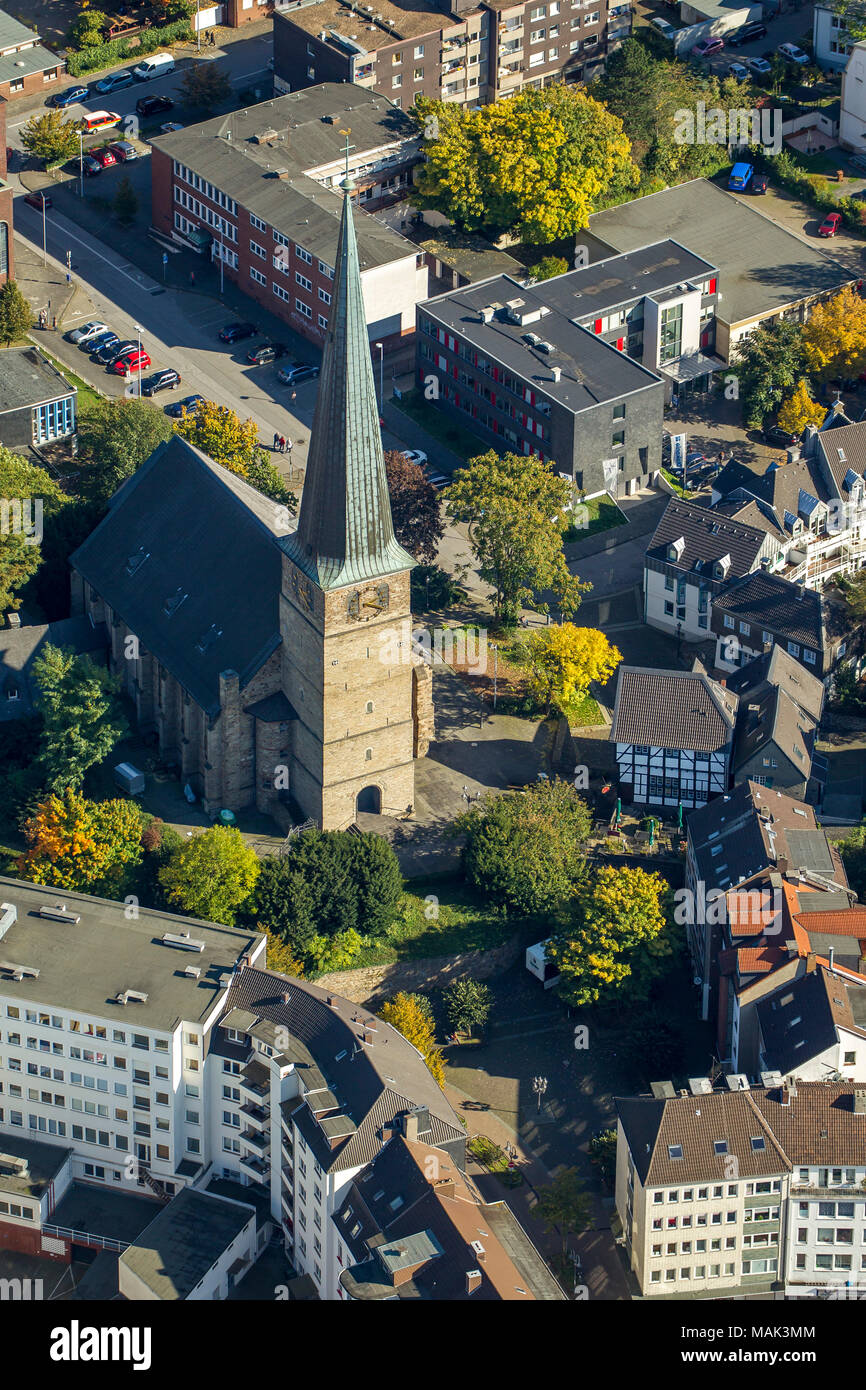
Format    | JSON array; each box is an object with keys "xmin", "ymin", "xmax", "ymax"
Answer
[{"xmin": 661, "ymin": 352, "xmax": 725, "ymax": 384}]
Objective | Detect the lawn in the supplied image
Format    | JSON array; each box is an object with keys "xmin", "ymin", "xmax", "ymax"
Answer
[
  {"xmin": 31, "ymin": 340, "xmax": 104, "ymax": 410},
  {"xmin": 348, "ymin": 877, "xmax": 538, "ymax": 969},
  {"xmin": 391, "ymin": 388, "xmax": 487, "ymax": 464},
  {"xmin": 564, "ymin": 493, "xmax": 626, "ymax": 542}
]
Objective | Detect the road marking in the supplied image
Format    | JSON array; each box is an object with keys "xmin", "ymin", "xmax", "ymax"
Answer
[{"xmin": 34, "ymin": 214, "xmax": 159, "ymax": 293}]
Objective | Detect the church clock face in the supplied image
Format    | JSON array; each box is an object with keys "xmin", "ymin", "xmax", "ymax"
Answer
[
  {"xmin": 291, "ymin": 570, "xmax": 313, "ymax": 612},
  {"xmin": 347, "ymin": 582, "xmax": 390, "ymax": 621}
]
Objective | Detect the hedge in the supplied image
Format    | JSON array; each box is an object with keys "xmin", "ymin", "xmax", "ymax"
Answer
[{"xmin": 66, "ymin": 20, "xmax": 193, "ymax": 76}]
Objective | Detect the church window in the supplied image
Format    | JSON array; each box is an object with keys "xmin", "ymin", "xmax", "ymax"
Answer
[
  {"xmin": 365, "ymin": 748, "xmax": 373, "ymax": 761},
  {"xmin": 366, "ymin": 701, "xmax": 374, "ymax": 713}
]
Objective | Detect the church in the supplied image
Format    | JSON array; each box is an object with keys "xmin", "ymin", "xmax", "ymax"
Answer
[{"xmin": 70, "ymin": 174, "xmax": 434, "ymax": 830}]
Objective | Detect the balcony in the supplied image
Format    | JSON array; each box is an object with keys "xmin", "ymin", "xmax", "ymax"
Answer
[
  {"xmin": 281, "ymin": 1164, "xmax": 294, "ymax": 1192},
  {"xmin": 241, "ymin": 1127, "xmax": 269, "ymax": 1153},
  {"xmin": 239, "ymin": 1151, "xmax": 269, "ymax": 1180},
  {"xmin": 791, "ymin": 1184, "xmax": 865, "ymax": 1198},
  {"xmin": 241, "ymin": 1100, "xmax": 269, "ymax": 1129},
  {"xmin": 240, "ymin": 1061, "xmax": 270, "ymax": 1103}
]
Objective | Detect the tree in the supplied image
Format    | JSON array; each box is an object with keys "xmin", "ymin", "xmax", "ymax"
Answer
[
  {"xmin": 588, "ymin": 1130, "xmax": 618, "ymax": 1189},
  {"xmin": 112, "ymin": 175, "xmax": 139, "ymax": 227},
  {"xmin": 68, "ymin": 10, "xmax": 108, "ymax": 48},
  {"xmin": 0, "ymin": 280, "xmax": 33, "ymax": 345},
  {"xmin": 304, "ymin": 929, "xmax": 364, "ymax": 973},
  {"xmin": 32, "ymin": 644, "xmax": 127, "ymax": 792},
  {"xmin": 838, "ymin": 823, "xmax": 866, "ymax": 902},
  {"xmin": 384, "ymin": 450, "xmax": 444, "ymax": 563},
  {"xmin": 529, "ymin": 256, "xmax": 568, "ymax": 282},
  {"xmin": 244, "ymin": 451, "xmax": 297, "ymax": 511},
  {"xmin": 248, "ymin": 829, "xmax": 402, "ymax": 965},
  {"xmin": 0, "ymin": 444, "xmax": 68, "ymax": 614},
  {"xmin": 803, "ymin": 286, "xmax": 866, "ymax": 384},
  {"xmin": 411, "ymin": 86, "xmax": 637, "ymax": 242},
  {"xmin": 732, "ymin": 319, "xmax": 806, "ymax": 428},
  {"xmin": 174, "ymin": 401, "xmax": 295, "ymax": 506},
  {"xmin": 180, "ymin": 64, "xmax": 232, "ymax": 114},
  {"xmin": 548, "ymin": 864, "xmax": 668, "ymax": 1006},
  {"xmin": 158, "ymin": 825, "xmax": 260, "ymax": 926},
  {"xmin": 379, "ymin": 991, "xmax": 445, "ymax": 1087},
  {"xmin": 839, "ymin": 568, "xmax": 866, "ymax": 624},
  {"xmin": 76, "ymin": 397, "xmax": 174, "ymax": 502},
  {"xmin": 776, "ymin": 378, "xmax": 825, "ymax": 436},
  {"xmin": 264, "ymin": 926, "xmax": 305, "ymax": 977},
  {"xmin": 445, "ymin": 451, "xmax": 590, "ymax": 626},
  {"xmin": 410, "ymin": 562, "xmax": 464, "ymax": 613},
  {"xmin": 458, "ymin": 779, "xmax": 592, "ymax": 915},
  {"xmin": 826, "ymin": 0, "xmax": 866, "ymax": 44},
  {"xmin": 520, "ymin": 624, "xmax": 621, "ymax": 716},
  {"xmin": 442, "ymin": 976, "xmax": 492, "ymax": 1036},
  {"xmin": 20, "ymin": 110, "xmax": 81, "ymax": 166},
  {"xmin": 18, "ymin": 789, "xmax": 144, "ymax": 895},
  {"xmin": 153, "ymin": 0, "xmax": 194, "ymax": 17},
  {"xmin": 534, "ymin": 1168, "xmax": 592, "ymax": 1258}
]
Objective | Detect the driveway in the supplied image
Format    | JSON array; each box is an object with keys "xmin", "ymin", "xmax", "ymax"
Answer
[{"xmin": 729, "ymin": 183, "xmax": 866, "ymax": 280}]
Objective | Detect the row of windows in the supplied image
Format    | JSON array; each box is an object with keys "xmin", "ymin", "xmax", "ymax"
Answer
[
  {"xmin": 5, "ymin": 1007, "xmax": 175, "ymax": 1049},
  {"xmin": 172, "ymin": 161, "xmax": 237, "ymax": 215},
  {"xmin": 174, "ymin": 185, "xmax": 237, "ymax": 241},
  {"xmin": 649, "ymin": 1262, "xmax": 741, "ymax": 1284}
]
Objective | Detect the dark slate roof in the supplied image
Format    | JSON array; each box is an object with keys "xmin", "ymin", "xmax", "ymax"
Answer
[
  {"xmin": 71, "ymin": 436, "xmax": 292, "ymax": 716},
  {"xmin": 732, "ymin": 686, "xmax": 816, "ymax": 785},
  {"xmin": 712, "ymin": 572, "xmax": 825, "ymax": 650},
  {"xmin": 646, "ymin": 496, "xmax": 765, "ymax": 577},
  {"xmin": 0, "ymin": 615, "xmax": 107, "ymax": 719},
  {"xmin": 223, "ymin": 966, "xmax": 464, "ymax": 1174},
  {"xmin": 150, "ymin": 86, "xmax": 417, "ymax": 274},
  {"xmin": 757, "ymin": 968, "xmax": 866, "ymax": 1077},
  {"xmin": 282, "ymin": 181, "xmax": 415, "ymax": 590},
  {"xmin": 610, "ymin": 666, "xmax": 738, "ymax": 752},
  {"xmin": 726, "ymin": 644, "xmax": 825, "ymax": 724},
  {"xmin": 712, "ymin": 454, "xmax": 832, "ymax": 526},
  {"xmin": 815, "ymin": 418, "xmax": 866, "ymax": 496},
  {"xmin": 686, "ymin": 781, "xmax": 823, "ymax": 892},
  {"xmin": 0, "ymin": 346, "xmax": 76, "ymax": 414},
  {"xmin": 119, "ymin": 1187, "xmax": 256, "ymax": 1300}
]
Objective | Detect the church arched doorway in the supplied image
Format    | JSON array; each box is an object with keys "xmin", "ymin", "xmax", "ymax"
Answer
[{"xmin": 356, "ymin": 785, "xmax": 381, "ymax": 814}]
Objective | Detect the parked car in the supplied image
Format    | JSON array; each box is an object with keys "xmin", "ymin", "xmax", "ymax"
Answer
[
  {"xmin": 727, "ymin": 61, "xmax": 750, "ymax": 81},
  {"xmin": 247, "ymin": 342, "xmax": 287, "ymax": 365},
  {"xmin": 90, "ymin": 147, "xmax": 117, "ymax": 169},
  {"xmin": 746, "ymin": 56, "xmax": 772, "ymax": 76},
  {"xmin": 132, "ymin": 52, "xmax": 175, "ymax": 82},
  {"xmin": 110, "ymin": 349, "xmax": 151, "ymax": 376},
  {"xmin": 160, "ymin": 122, "xmax": 183, "ymax": 134},
  {"xmin": 50, "ymin": 85, "xmax": 89, "ymax": 108},
  {"xmin": 135, "ymin": 94, "xmax": 173, "ymax": 118},
  {"xmin": 728, "ymin": 21, "xmax": 767, "ymax": 46},
  {"xmin": 818, "ymin": 211, "xmax": 842, "ymax": 237},
  {"xmin": 79, "ymin": 110, "xmax": 122, "ymax": 134},
  {"xmin": 94, "ymin": 70, "xmax": 134, "ymax": 95},
  {"xmin": 671, "ymin": 449, "xmax": 706, "ymax": 471},
  {"xmin": 728, "ymin": 161, "xmax": 753, "ymax": 191},
  {"xmin": 141, "ymin": 368, "xmax": 181, "ymax": 396},
  {"xmin": 749, "ymin": 172, "xmax": 769, "ymax": 194},
  {"xmin": 778, "ymin": 42, "xmax": 810, "ymax": 65},
  {"xmin": 82, "ymin": 330, "xmax": 116, "ymax": 353},
  {"xmin": 277, "ymin": 361, "xmax": 319, "ymax": 385},
  {"xmin": 693, "ymin": 36, "xmax": 724, "ymax": 57},
  {"xmin": 649, "ymin": 16, "xmax": 676, "ymax": 37},
  {"xmin": 165, "ymin": 394, "xmax": 205, "ymax": 418},
  {"xmin": 82, "ymin": 155, "xmax": 103, "ymax": 177},
  {"xmin": 109, "ymin": 140, "xmax": 138, "ymax": 163},
  {"xmin": 22, "ymin": 190, "xmax": 52, "ymax": 209},
  {"xmin": 401, "ymin": 450, "xmax": 428, "ymax": 466},
  {"xmin": 97, "ymin": 338, "xmax": 136, "ymax": 365},
  {"xmin": 68, "ymin": 320, "xmax": 109, "ymax": 344},
  {"xmin": 219, "ymin": 321, "xmax": 257, "ymax": 343},
  {"xmin": 764, "ymin": 423, "xmax": 799, "ymax": 447}
]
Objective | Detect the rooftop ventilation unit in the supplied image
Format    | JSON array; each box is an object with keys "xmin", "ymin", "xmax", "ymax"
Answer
[
  {"xmin": 551, "ymin": 366, "xmax": 562, "ymax": 383},
  {"xmin": 725, "ymin": 1073, "xmax": 750, "ymax": 1091},
  {"xmin": 115, "ymin": 989, "xmax": 149, "ymax": 1005},
  {"xmin": 0, "ymin": 961, "xmax": 39, "ymax": 980},
  {"xmin": 184, "ymin": 965, "xmax": 202, "ymax": 979},
  {"xmin": 479, "ymin": 305, "xmax": 495, "ymax": 323},
  {"xmin": 470, "ymin": 1239, "xmax": 486, "ymax": 1259},
  {"xmin": 760, "ymin": 1070, "xmax": 783, "ymax": 1089},
  {"xmin": 688, "ymin": 1077, "xmax": 712, "ymax": 1095},
  {"xmin": 219, "ymin": 973, "xmax": 235, "ymax": 989},
  {"xmin": 39, "ymin": 903, "xmax": 81, "ymax": 924},
  {"xmin": 0, "ymin": 903, "xmax": 16, "ymax": 943},
  {"xmin": 161, "ymin": 931, "xmax": 206, "ymax": 953}
]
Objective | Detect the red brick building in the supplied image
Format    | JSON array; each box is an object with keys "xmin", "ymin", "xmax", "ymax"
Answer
[
  {"xmin": 0, "ymin": 98, "xmax": 13, "ymax": 288},
  {"xmin": 0, "ymin": 9, "xmax": 63, "ymax": 103},
  {"xmin": 150, "ymin": 85, "xmax": 428, "ymax": 350}
]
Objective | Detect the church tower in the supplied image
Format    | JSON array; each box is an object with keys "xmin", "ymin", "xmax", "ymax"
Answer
[{"xmin": 279, "ymin": 173, "xmax": 427, "ymax": 829}]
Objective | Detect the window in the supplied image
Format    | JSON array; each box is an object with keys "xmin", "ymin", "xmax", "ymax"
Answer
[
  {"xmin": 319, "ymin": 288, "xmax": 331, "ymax": 305},
  {"xmin": 296, "ymin": 246, "xmax": 313, "ymax": 265},
  {"xmin": 296, "ymin": 273, "xmax": 312, "ymax": 291},
  {"xmin": 250, "ymin": 213, "xmax": 268, "ymax": 233},
  {"xmin": 318, "ymin": 314, "xmax": 328, "ymax": 330},
  {"xmin": 33, "ymin": 398, "xmax": 75, "ymax": 445},
  {"xmin": 296, "ymin": 299, "xmax": 312, "ymax": 320},
  {"xmin": 250, "ymin": 267, "xmax": 267, "ymax": 286},
  {"xmin": 250, "ymin": 241, "xmax": 266, "ymax": 259},
  {"xmin": 414, "ymin": 44, "xmax": 424, "ymax": 57},
  {"xmin": 392, "ymin": 75, "xmax": 402, "ymax": 88}
]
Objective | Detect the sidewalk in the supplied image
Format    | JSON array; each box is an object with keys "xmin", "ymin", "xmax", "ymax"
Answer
[{"xmin": 13, "ymin": 234, "xmax": 83, "ymax": 328}]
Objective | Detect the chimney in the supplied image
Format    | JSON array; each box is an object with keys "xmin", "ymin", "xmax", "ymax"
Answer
[
  {"xmin": 404, "ymin": 1112, "xmax": 420, "ymax": 1142},
  {"xmin": 551, "ymin": 365, "xmax": 562, "ymax": 383},
  {"xmin": 806, "ymin": 952, "xmax": 817, "ymax": 973},
  {"xmin": 466, "ymin": 1269, "xmax": 482, "ymax": 1295},
  {"xmin": 829, "ymin": 945, "xmax": 835, "ymax": 969},
  {"xmin": 719, "ymin": 678, "xmax": 726, "ymax": 687}
]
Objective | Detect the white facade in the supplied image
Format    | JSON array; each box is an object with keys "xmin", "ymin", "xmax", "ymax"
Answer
[
  {"xmin": 841, "ymin": 43, "xmax": 866, "ymax": 153},
  {"xmin": 814, "ymin": 4, "xmax": 857, "ymax": 71},
  {"xmin": 615, "ymin": 741, "xmax": 730, "ymax": 809}
]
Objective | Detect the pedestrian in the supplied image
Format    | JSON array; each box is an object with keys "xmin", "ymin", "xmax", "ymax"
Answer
[
  {"xmin": 189, "ymin": 270, "xmax": 195, "ymax": 287},
  {"xmin": 273, "ymin": 432, "xmax": 280, "ymax": 452},
  {"xmin": 285, "ymin": 438, "xmax": 293, "ymax": 456},
  {"xmin": 279, "ymin": 435, "xmax": 286, "ymax": 454},
  {"xmin": 290, "ymin": 390, "xmax": 297, "ymax": 404}
]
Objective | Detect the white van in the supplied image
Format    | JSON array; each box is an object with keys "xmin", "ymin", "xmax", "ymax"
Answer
[{"xmin": 133, "ymin": 52, "xmax": 175, "ymax": 81}]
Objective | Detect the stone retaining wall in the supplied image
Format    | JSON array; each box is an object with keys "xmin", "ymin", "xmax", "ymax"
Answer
[{"xmin": 314, "ymin": 931, "xmax": 524, "ymax": 1006}]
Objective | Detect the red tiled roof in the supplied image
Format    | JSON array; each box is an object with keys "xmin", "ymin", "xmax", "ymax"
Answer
[
  {"xmin": 736, "ymin": 945, "xmax": 788, "ymax": 974},
  {"xmin": 794, "ymin": 908, "xmax": 866, "ymax": 938}
]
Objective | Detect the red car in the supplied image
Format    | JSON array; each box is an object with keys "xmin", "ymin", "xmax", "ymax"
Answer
[
  {"xmin": 23, "ymin": 191, "xmax": 53, "ymax": 209},
  {"xmin": 110, "ymin": 348, "xmax": 151, "ymax": 376},
  {"xmin": 818, "ymin": 212, "xmax": 842, "ymax": 237},
  {"xmin": 91, "ymin": 146, "xmax": 116, "ymax": 169}
]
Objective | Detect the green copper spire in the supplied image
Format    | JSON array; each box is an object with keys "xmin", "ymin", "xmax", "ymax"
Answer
[{"xmin": 281, "ymin": 180, "xmax": 415, "ymax": 591}]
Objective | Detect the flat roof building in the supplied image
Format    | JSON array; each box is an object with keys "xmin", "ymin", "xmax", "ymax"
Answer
[{"xmin": 0, "ymin": 346, "xmax": 76, "ymax": 450}]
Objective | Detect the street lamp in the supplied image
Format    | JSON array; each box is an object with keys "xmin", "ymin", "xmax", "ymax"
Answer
[
  {"xmin": 492, "ymin": 642, "xmax": 499, "ymax": 711},
  {"xmin": 532, "ymin": 1075, "xmax": 548, "ymax": 1113},
  {"xmin": 134, "ymin": 323, "xmax": 144, "ymax": 397},
  {"xmin": 78, "ymin": 129, "xmax": 84, "ymax": 198},
  {"xmin": 375, "ymin": 341, "xmax": 384, "ymax": 411},
  {"xmin": 39, "ymin": 191, "xmax": 47, "ymax": 267}
]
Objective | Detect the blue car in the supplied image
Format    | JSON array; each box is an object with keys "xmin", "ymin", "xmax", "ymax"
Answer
[
  {"xmin": 728, "ymin": 161, "xmax": 753, "ymax": 191},
  {"xmin": 50, "ymin": 85, "xmax": 89, "ymax": 108}
]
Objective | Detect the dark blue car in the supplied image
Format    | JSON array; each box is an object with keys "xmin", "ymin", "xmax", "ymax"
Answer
[{"xmin": 50, "ymin": 86, "xmax": 89, "ymax": 108}]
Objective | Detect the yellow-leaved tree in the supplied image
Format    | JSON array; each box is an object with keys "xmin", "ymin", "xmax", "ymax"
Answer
[
  {"xmin": 547, "ymin": 864, "xmax": 668, "ymax": 1006},
  {"xmin": 18, "ymin": 789, "xmax": 144, "ymax": 896},
  {"xmin": 802, "ymin": 286, "xmax": 866, "ymax": 383},
  {"xmin": 776, "ymin": 379, "xmax": 826, "ymax": 436},
  {"xmin": 522, "ymin": 623, "xmax": 622, "ymax": 716},
  {"xmin": 175, "ymin": 401, "xmax": 296, "ymax": 509},
  {"xmin": 379, "ymin": 991, "xmax": 445, "ymax": 1088}
]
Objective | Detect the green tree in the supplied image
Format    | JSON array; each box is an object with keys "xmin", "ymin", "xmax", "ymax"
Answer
[
  {"xmin": 839, "ymin": 569, "xmax": 866, "ymax": 625},
  {"xmin": 446, "ymin": 451, "xmax": 589, "ymax": 626},
  {"xmin": 548, "ymin": 864, "xmax": 668, "ymax": 1006},
  {"xmin": 158, "ymin": 825, "xmax": 260, "ymax": 925},
  {"xmin": 112, "ymin": 175, "xmax": 139, "ymax": 227},
  {"xmin": 304, "ymin": 928, "xmax": 364, "ymax": 973},
  {"xmin": 838, "ymin": 823, "xmax": 866, "ymax": 902},
  {"xmin": 20, "ymin": 110, "xmax": 82, "ymax": 165},
  {"xmin": 412, "ymin": 85, "xmax": 637, "ymax": 242},
  {"xmin": 18, "ymin": 788, "xmax": 145, "ymax": 896},
  {"xmin": 136, "ymin": 816, "xmax": 184, "ymax": 911},
  {"xmin": 76, "ymin": 397, "xmax": 174, "ymax": 502},
  {"xmin": 588, "ymin": 1130, "xmax": 618, "ymax": 1189},
  {"xmin": 379, "ymin": 991, "xmax": 445, "ymax": 1087},
  {"xmin": 826, "ymin": 0, "xmax": 866, "ymax": 44},
  {"xmin": 0, "ymin": 280, "xmax": 34, "ymax": 344},
  {"xmin": 244, "ymin": 450, "xmax": 298, "ymax": 510},
  {"xmin": 534, "ymin": 1168, "xmax": 592, "ymax": 1258},
  {"xmin": 731, "ymin": 319, "xmax": 806, "ymax": 428},
  {"xmin": 153, "ymin": 0, "xmax": 195, "ymax": 17},
  {"xmin": 458, "ymin": 779, "xmax": 591, "ymax": 915},
  {"xmin": 0, "ymin": 444, "xmax": 68, "ymax": 613},
  {"xmin": 442, "ymin": 976, "xmax": 493, "ymax": 1036},
  {"xmin": 68, "ymin": 10, "xmax": 108, "ymax": 47},
  {"xmin": 179, "ymin": 63, "xmax": 231, "ymax": 114},
  {"xmin": 384, "ymin": 450, "xmax": 444, "ymax": 564},
  {"xmin": 32, "ymin": 644, "xmax": 127, "ymax": 793},
  {"xmin": 529, "ymin": 256, "xmax": 568, "ymax": 282}
]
